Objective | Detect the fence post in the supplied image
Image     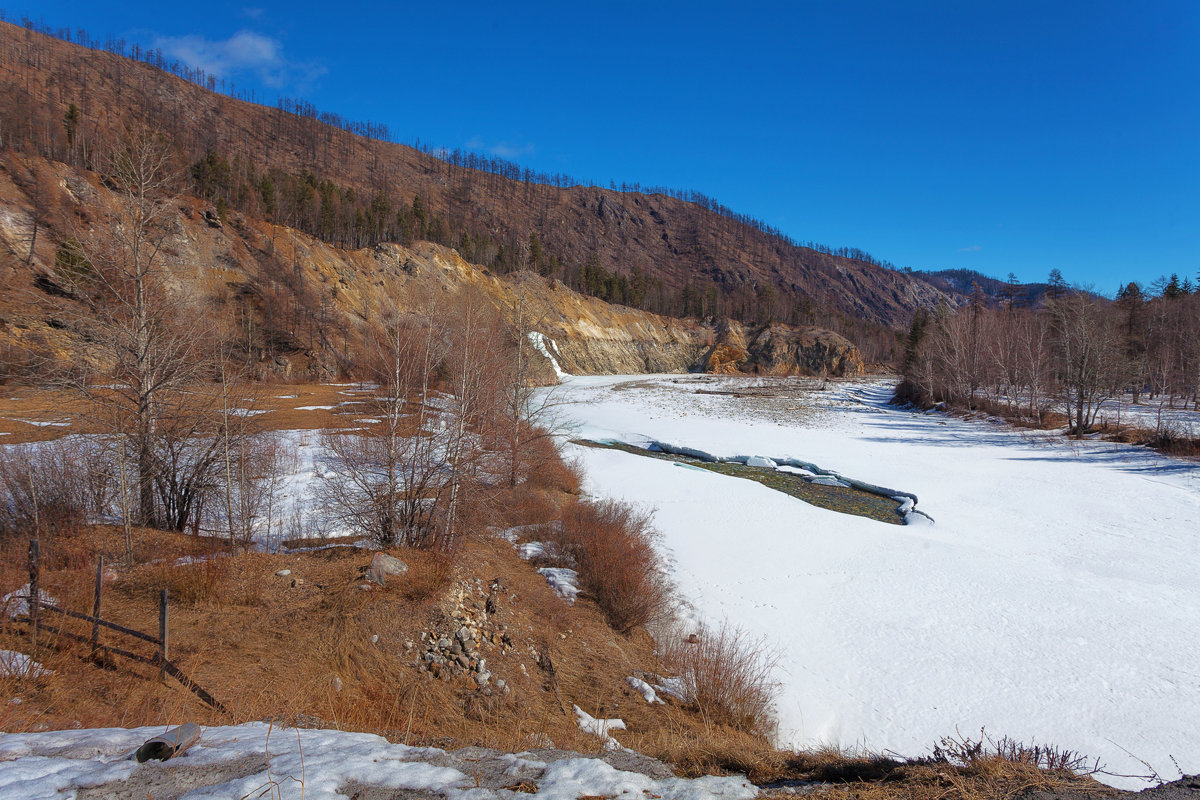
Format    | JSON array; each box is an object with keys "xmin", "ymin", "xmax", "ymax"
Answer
[
  {"xmin": 158, "ymin": 588, "xmax": 168, "ymax": 680},
  {"xmin": 28, "ymin": 538, "xmax": 39, "ymax": 644},
  {"xmin": 91, "ymin": 556, "xmax": 104, "ymax": 660}
]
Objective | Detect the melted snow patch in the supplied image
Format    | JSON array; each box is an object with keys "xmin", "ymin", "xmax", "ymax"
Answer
[
  {"xmin": 573, "ymin": 705, "xmax": 626, "ymax": 751},
  {"xmin": 537, "ymin": 568, "xmax": 579, "ymax": 602},
  {"xmin": 0, "ymin": 650, "xmax": 52, "ymax": 678},
  {"xmin": 626, "ymin": 676, "xmax": 665, "ymax": 704}
]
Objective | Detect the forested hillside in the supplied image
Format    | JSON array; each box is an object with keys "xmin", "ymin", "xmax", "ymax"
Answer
[{"xmin": 0, "ymin": 18, "xmax": 964, "ymax": 361}]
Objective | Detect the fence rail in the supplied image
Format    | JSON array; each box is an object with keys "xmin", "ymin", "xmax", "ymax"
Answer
[{"xmin": 19, "ymin": 538, "xmax": 227, "ymax": 715}]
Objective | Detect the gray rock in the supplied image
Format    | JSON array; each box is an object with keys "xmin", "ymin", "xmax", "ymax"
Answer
[
  {"xmin": 364, "ymin": 553, "xmax": 408, "ymax": 585},
  {"xmin": 275, "ymin": 569, "xmax": 291, "ymax": 577}
]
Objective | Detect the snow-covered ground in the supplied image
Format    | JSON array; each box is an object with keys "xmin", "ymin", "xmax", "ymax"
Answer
[
  {"xmin": 0, "ymin": 723, "xmax": 757, "ymax": 800},
  {"xmin": 546, "ymin": 374, "xmax": 1200, "ymax": 789}
]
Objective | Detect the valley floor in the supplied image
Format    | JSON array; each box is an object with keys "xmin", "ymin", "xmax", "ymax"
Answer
[{"xmin": 548, "ymin": 374, "xmax": 1200, "ymax": 789}]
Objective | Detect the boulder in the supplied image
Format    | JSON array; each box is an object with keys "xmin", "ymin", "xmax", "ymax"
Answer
[{"xmin": 364, "ymin": 553, "xmax": 409, "ymax": 585}]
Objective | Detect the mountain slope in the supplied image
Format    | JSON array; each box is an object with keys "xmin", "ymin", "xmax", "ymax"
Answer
[
  {"xmin": 0, "ymin": 150, "xmax": 864, "ymax": 381},
  {"xmin": 0, "ymin": 20, "xmax": 960, "ymax": 349}
]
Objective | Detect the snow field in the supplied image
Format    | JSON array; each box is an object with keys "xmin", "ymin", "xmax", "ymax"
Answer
[{"xmin": 546, "ymin": 374, "xmax": 1200, "ymax": 788}]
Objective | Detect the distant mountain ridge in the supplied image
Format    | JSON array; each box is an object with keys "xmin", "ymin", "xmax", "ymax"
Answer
[{"xmin": 914, "ymin": 269, "xmax": 1051, "ymax": 307}]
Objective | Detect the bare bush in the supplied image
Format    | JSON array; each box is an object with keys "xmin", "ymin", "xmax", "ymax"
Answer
[
  {"xmin": 0, "ymin": 439, "xmax": 105, "ymax": 537},
  {"xmin": 204, "ymin": 428, "xmax": 295, "ymax": 549},
  {"xmin": 930, "ymin": 729, "xmax": 1101, "ymax": 775},
  {"xmin": 662, "ymin": 621, "xmax": 780, "ymax": 738},
  {"xmin": 553, "ymin": 499, "xmax": 671, "ymax": 634}
]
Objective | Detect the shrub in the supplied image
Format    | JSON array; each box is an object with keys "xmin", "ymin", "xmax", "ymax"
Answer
[
  {"xmin": 0, "ymin": 440, "xmax": 105, "ymax": 538},
  {"xmin": 929, "ymin": 729, "xmax": 1100, "ymax": 774},
  {"xmin": 553, "ymin": 499, "xmax": 670, "ymax": 634},
  {"xmin": 662, "ymin": 621, "xmax": 780, "ymax": 738},
  {"xmin": 521, "ymin": 433, "xmax": 583, "ymax": 494}
]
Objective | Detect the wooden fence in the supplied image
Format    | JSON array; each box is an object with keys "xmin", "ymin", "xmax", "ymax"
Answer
[{"xmin": 22, "ymin": 538, "xmax": 227, "ymax": 714}]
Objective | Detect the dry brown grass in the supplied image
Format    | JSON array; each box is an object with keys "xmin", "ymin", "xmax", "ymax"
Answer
[
  {"xmin": 0, "ymin": 528, "xmax": 1116, "ymax": 798},
  {"xmin": 661, "ymin": 621, "xmax": 780, "ymax": 739}
]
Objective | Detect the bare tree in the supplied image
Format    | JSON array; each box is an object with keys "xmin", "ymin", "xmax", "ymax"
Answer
[
  {"xmin": 1049, "ymin": 290, "xmax": 1122, "ymax": 435},
  {"xmin": 40, "ymin": 126, "xmax": 215, "ymax": 529},
  {"xmin": 317, "ymin": 300, "xmax": 450, "ymax": 548},
  {"xmin": 497, "ymin": 289, "xmax": 567, "ymax": 488}
]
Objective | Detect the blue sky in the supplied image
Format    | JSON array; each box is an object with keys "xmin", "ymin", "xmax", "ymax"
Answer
[{"xmin": 7, "ymin": 1, "xmax": 1198, "ymax": 294}]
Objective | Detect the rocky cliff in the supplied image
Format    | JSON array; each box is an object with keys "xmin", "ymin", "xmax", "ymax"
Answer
[{"xmin": 0, "ymin": 152, "xmax": 862, "ymax": 383}]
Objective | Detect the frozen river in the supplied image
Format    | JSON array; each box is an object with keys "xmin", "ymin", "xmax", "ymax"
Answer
[{"xmin": 547, "ymin": 374, "xmax": 1200, "ymax": 788}]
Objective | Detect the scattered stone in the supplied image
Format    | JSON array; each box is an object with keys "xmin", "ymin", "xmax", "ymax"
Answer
[
  {"xmin": 364, "ymin": 553, "xmax": 408, "ymax": 585},
  {"xmin": 331, "ymin": 676, "xmax": 343, "ymax": 692},
  {"xmin": 370, "ymin": 634, "xmax": 379, "ymax": 644},
  {"xmin": 275, "ymin": 569, "xmax": 291, "ymax": 577}
]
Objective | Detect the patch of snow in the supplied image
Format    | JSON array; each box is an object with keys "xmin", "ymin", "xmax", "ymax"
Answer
[
  {"xmin": 0, "ymin": 650, "xmax": 52, "ymax": 678},
  {"xmin": 528, "ymin": 331, "xmax": 568, "ymax": 380},
  {"xmin": 1, "ymin": 585, "xmax": 58, "ymax": 619},
  {"xmin": 650, "ymin": 676, "xmax": 691, "ymax": 703},
  {"xmin": 744, "ymin": 455, "xmax": 777, "ymax": 468},
  {"xmin": 517, "ymin": 541, "xmax": 546, "ymax": 560},
  {"xmin": 536, "ymin": 756, "xmax": 756, "ymax": 800},
  {"xmin": 295, "ymin": 405, "xmax": 335, "ymax": 411},
  {"xmin": 626, "ymin": 676, "xmax": 664, "ymax": 704},
  {"xmin": 808, "ymin": 475, "xmax": 849, "ymax": 487},
  {"xmin": 537, "ymin": 568, "xmax": 579, "ymax": 602},
  {"xmin": 0, "ymin": 723, "xmax": 757, "ymax": 800},
  {"xmin": 8, "ymin": 419, "xmax": 71, "ymax": 427},
  {"xmin": 573, "ymin": 704, "xmax": 626, "ymax": 751}
]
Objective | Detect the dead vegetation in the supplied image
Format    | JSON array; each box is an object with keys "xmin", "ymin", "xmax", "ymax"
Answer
[{"xmin": 0, "ymin": 390, "xmax": 1119, "ymax": 797}]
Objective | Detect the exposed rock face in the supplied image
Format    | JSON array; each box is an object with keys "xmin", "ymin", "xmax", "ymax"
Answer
[
  {"xmin": 500, "ymin": 275, "xmax": 864, "ymax": 379},
  {"xmin": 744, "ymin": 324, "xmax": 865, "ymax": 376},
  {"xmin": 0, "ymin": 153, "xmax": 862, "ymax": 383}
]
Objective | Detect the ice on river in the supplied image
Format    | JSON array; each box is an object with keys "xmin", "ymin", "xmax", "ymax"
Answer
[{"xmin": 545, "ymin": 374, "xmax": 1200, "ymax": 788}]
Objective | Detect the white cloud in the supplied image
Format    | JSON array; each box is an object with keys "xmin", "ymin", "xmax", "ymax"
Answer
[
  {"xmin": 957, "ymin": 244, "xmax": 982, "ymax": 252},
  {"xmin": 465, "ymin": 136, "xmax": 536, "ymax": 160},
  {"xmin": 152, "ymin": 29, "xmax": 324, "ymax": 90}
]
